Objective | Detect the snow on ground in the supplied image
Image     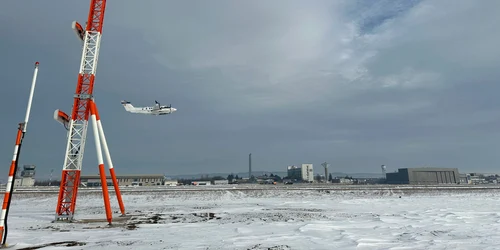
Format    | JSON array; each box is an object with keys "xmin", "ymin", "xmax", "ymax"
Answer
[{"xmin": 4, "ymin": 186, "xmax": 500, "ymax": 249}]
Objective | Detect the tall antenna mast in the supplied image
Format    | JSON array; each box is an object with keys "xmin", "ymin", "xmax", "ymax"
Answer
[
  {"xmin": 49, "ymin": 168, "xmax": 54, "ymax": 186},
  {"xmin": 0, "ymin": 62, "xmax": 40, "ymax": 246},
  {"xmin": 54, "ymin": 0, "xmax": 125, "ymax": 223}
]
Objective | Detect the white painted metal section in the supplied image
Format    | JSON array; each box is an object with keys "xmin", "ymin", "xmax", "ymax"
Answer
[
  {"xmin": 11, "ymin": 146, "xmax": 18, "ymax": 161},
  {"xmin": 90, "ymin": 112, "xmax": 104, "ymax": 166},
  {"xmin": 97, "ymin": 120, "xmax": 114, "ymax": 169},
  {"xmin": 22, "ymin": 63, "xmax": 39, "ymax": 132}
]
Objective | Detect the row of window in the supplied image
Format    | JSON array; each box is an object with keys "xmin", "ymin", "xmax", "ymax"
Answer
[
  {"xmin": 117, "ymin": 178, "xmax": 163, "ymax": 182},
  {"xmin": 86, "ymin": 182, "xmax": 163, "ymax": 187}
]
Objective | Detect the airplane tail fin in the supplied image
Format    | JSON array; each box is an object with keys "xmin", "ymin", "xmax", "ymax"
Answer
[{"xmin": 121, "ymin": 100, "xmax": 134, "ymax": 111}]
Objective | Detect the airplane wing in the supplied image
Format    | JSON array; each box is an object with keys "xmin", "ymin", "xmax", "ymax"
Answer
[{"xmin": 153, "ymin": 100, "xmax": 160, "ymax": 111}]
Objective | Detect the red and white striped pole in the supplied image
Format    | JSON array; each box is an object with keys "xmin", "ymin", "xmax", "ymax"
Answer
[
  {"xmin": 91, "ymin": 101, "xmax": 125, "ymax": 216},
  {"xmin": 89, "ymin": 100, "xmax": 113, "ymax": 224},
  {"xmin": 0, "ymin": 62, "xmax": 39, "ymax": 247}
]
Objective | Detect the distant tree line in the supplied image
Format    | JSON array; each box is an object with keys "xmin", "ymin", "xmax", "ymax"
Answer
[
  {"xmin": 177, "ymin": 173, "xmax": 285, "ymax": 185},
  {"xmin": 226, "ymin": 174, "xmax": 241, "ymax": 183}
]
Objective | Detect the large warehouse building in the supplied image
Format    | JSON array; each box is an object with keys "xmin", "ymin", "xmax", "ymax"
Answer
[
  {"xmin": 386, "ymin": 167, "xmax": 460, "ymax": 185},
  {"xmin": 80, "ymin": 174, "xmax": 166, "ymax": 187}
]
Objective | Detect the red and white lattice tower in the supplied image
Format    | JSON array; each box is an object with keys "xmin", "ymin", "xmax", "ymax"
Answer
[{"xmin": 55, "ymin": 0, "xmax": 124, "ymax": 222}]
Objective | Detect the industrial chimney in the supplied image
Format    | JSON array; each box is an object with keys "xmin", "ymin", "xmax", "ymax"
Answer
[
  {"xmin": 321, "ymin": 162, "xmax": 329, "ymax": 183},
  {"xmin": 249, "ymin": 153, "xmax": 252, "ymax": 180}
]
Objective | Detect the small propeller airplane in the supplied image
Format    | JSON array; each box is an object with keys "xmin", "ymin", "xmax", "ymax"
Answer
[{"xmin": 121, "ymin": 100, "xmax": 177, "ymax": 115}]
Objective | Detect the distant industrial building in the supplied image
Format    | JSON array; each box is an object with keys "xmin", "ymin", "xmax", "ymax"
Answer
[
  {"xmin": 386, "ymin": 168, "xmax": 460, "ymax": 185},
  {"xmin": 164, "ymin": 180, "xmax": 178, "ymax": 186},
  {"xmin": 331, "ymin": 177, "xmax": 354, "ymax": 184},
  {"xmin": 80, "ymin": 174, "xmax": 166, "ymax": 187},
  {"xmin": 14, "ymin": 165, "xmax": 36, "ymax": 187},
  {"xmin": 465, "ymin": 173, "xmax": 489, "ymax": 185},
  {"xmin": 459, "ymin": 173, "xmax": 468, "ymax": 184},
  {"xmin": 191, "ymin": 181, "xmax": 211, "ymax": 186},
  {"xmin": 286, "ymin": 164, "xmax": 314, "ymax": 183},
  {"xmin": 213, "ymin": 179, "xmax": 229, "ymax": 185},
  {"xmin": 287, "ymin": 165, "xmax": 301, "ymax": 180},
  {"xmin": 301, "ymin": 164, "xmax": 314, "ymax": 182}
]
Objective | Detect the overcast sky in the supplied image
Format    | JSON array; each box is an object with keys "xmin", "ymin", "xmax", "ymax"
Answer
[{"xmin": 1, "ymin": 0, "xmax": 500, "ymax": 179}]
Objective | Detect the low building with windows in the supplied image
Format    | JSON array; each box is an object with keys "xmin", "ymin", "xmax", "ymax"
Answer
[
  {"xmin": 213, "ymin": 179, "xmax": 229, "ymax": 185},
  {"xmin": 164, "ymin": 180, "xmax": 178, "ymax": 186},
  {"xmin": 80, "ymin": 174, "xmax": 166, "ymax": 187},
  {"xmin": 331, "ymin": 177, "xmax": 354, "ymax": 184},
  {"xmin": 191, "ymin": 181, "xmax": 211, "ymax": 186}
]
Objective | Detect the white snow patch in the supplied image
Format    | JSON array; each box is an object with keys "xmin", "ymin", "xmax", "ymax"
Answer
[{"xmin": 3, "ymin": 187, "xmax": 500, "ymax": 249}]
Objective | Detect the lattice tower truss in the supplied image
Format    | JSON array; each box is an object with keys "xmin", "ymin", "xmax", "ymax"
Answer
[{"xmin": 55, "ymin": 0, "xmax": 107, "ymax": 221}]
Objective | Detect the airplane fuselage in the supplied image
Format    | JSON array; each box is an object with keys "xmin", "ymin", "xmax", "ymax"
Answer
[
  {"xmin": 130, "ymin": 106, "xmax": 175, "ymax": 115},
  {"xmin": 121, "ymin": 100, "xmax": 177, "ymax": 115}
]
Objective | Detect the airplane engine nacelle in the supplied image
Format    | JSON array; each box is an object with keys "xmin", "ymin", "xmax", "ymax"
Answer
[
  {"xmin": 71, "ymin": 21, "xmax": 85, "ymax": 42},
  {"xmin": 54, "ymin": 109, "xmax": 70, "ymax": 130}
]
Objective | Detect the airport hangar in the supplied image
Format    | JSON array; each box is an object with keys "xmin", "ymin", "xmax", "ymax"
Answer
[
  {"xmin": 80, "ymin": 174, "xmax": 169, "ymax": 187},
  {"xmin": 386, "ymin": 168, "xmax": 460, "ymax": 185}
]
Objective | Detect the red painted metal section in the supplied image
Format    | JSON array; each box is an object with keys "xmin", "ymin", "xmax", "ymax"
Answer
[{"xmin": 0, "ymin": 128, "xmax": 23, "ymax": 245}]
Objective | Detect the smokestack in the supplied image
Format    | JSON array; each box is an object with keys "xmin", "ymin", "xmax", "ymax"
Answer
[
  {"xmin": 321, "ymin": 162, "xmax": 329, "ymax": 183},
  {"xmin": 249, "ymin": 153, "xmax": 252, "ymax": 179}
]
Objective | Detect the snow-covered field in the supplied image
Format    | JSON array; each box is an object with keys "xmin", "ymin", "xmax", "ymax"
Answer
[{"xmin": 5, "ymin": 185, "xmax": 500, "ymax": 249}]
